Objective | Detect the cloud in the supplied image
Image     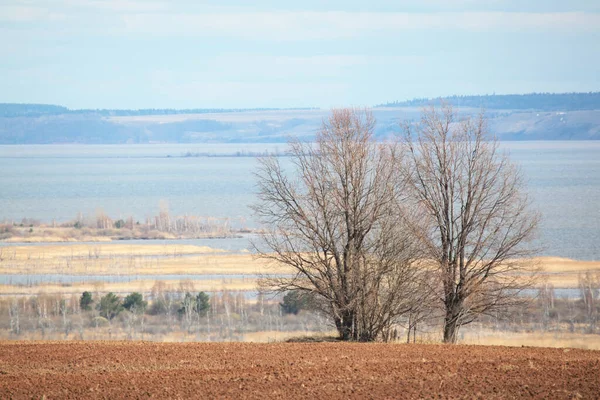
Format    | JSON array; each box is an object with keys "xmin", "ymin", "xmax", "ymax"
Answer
[
  {"xmin": 0, "ymin": 5, "xmax": 67, "ymax": 22},
  {"xmin": 118, "ymin": 11, "xmax": 600, "ymax": 39},
  {"xmin": 145, "ymin": 79, "xmax": 351, "ymax": 108},
  {"xmin": 2, "ymin": 2, "xmax": 599, "ymax": 39},
  {"xmin": 60, "ymin": 0, "xmax": 169, "ymax": 13},
  {"xmin": 146, "ymin": 55, "xmax": 426, "ymax": 85}
]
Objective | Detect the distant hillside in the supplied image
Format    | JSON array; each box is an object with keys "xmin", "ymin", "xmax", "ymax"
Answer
[
  {"xmin": 0, "ymin": 103, "xmax": 315, "ymax": 118},
  {"xmin": 378, "ymin": 92, "xmax": 600, "ymax": 111},
  {"xmin": 0, "ymin": 103, "xmax": 69, "ymax": 118},
  {"xmin": 1, "ymin": 93, "xmax": 599, "ymax": 143}
]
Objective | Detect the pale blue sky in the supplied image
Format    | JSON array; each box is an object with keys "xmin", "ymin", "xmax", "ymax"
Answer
[{"xmin": 1, "ymin": 0, "xmax": 599, "ymax": 109}]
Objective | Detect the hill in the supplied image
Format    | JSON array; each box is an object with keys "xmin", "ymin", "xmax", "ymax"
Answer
[
  {"xmin": 1, "ymin": 93, "xmax": 599, "ymax": 143},
  {"xmin": 378, "ymin": 92, "xmax": 600, "ymax": 111}
]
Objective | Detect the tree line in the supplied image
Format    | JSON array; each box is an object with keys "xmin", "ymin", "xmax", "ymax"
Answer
[
  {"xmin": 0, "ymin": 103, "xmax": 315, "ymax": 118},
  {"xmin": 377, "ymin": 92, "xmax": 600, "ymax": 111},
  {"xmin": 2, "ymin": 286, "xmax": 329, "ymax": 341}
]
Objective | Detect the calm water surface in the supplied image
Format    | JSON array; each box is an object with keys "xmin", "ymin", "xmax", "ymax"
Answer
[{"xmin": 1, "ymin": 142, "xmax": 598, "ymax": 260}]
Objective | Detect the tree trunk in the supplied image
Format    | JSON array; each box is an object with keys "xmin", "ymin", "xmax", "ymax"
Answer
[
  {"xmin": 335, "ymin": 310, "xmax": 355, "ymax": 341},
  {"xmin": 443, "ymin": 303, "xmax": 462, "ymax": 344}
]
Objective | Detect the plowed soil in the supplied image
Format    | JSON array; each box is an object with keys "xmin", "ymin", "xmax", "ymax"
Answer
[{"xmin": 1, "ymin": 341, "xmax": 598, "ymax": 399}]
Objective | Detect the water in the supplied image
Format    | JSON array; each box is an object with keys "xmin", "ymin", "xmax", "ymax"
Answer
[
  {"xmin": 0, "ymin": 145, "xmax": 274, "ymax": 226},
  {"xmin": 1, "ymin": 142, "xmax": 599, "ymax": 260},
  {"xmin": 522, "ymin": 288, "xmax": 582, "ymax": 299},
  {"xmin": 501, "ymin": 142, "xmax": 600, "ymax": 260}
]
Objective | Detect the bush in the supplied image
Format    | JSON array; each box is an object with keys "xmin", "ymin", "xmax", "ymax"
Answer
[
  {"xmin": 196, "ymin": 292, "xmax": 210, "ymax": 317},
  {"xmin": 280, "ymin": 291, "xmax": 314, "ymax": 315},
  {"xmin": 178, "ymin": 292, "xmax": 210, "ymax": 317},
  {"xmin": 91, "ymin": 316, "xmax": 109, "ymax": 327},
  {"xmin": 123, "ymin": 292, "xmax": 147, "ymax": 312},
  {"xmin": 80, "ymin": 291, "xmax": 93, "ymax": 311},
  {"xmin": 98, "ymin": 292, "xmax": 123, "ymax": 320},
  {"xmin": 148, "ymin": 299, "xmax": 168, "ymax": 315}
]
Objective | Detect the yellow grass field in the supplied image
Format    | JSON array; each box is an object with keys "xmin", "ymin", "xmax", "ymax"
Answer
[
  {"xmin": 4, "ymin": 235, "xmax": 113, "ymax": 243},
  {"xmin": 0, "ymin": 243, "xmax": 222, "ymax": 259},
  {"xmin": 0, "ymin": 277, "xmax": 257, "ymax": 296},
  {"xmin": 1, "ymin": 244, "xmax": 597, "ymax": 283},
  {"xmin": 0, "ymin": 244, "xmax": 292, "ymax": 276},
  {"xmin": 461, "ymin": 329, "xmax": 600, "ymax": 350},
  {"xmin": 531, "ymin": 256, "xmax": 600, "ymax": 287},
  {"xmin": 1, "ymin": 225, "xmax": 239, "ymax": 243},
  {"xmin": 0, "ymin": 244, "xmax": 598, "ymax": 299}
]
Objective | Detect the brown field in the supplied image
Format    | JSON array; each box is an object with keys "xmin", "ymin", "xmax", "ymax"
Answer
[{"xmin": 0, "ymin": 342, "xmax": 599, "ymax": 399}]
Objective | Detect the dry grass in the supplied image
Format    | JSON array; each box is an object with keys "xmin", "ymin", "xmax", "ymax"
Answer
[
  {"xmin": 0, "ymin": 329, "xmax": 331, "ymax": 343},
  {"xmin": 532, "ymin": 257, "xmax": 600, "ymax": 287},
  {"xmin": 461, "ymin": 329, "xmax": 600, "ymax": 350},
  {"xmin": 536, "ymin": 257, "xmax": 600, "ymax": 272},
  {"xmin": 3, "ymin": 245, "xmax": 596, "ymax": 283},
  {"xmin": 0, "ymin": 277, "xmax": 257, "ymax": 296},
  {"xmin": 0, "ymin": 244, "xmax": 291, "ymax": 277},
  {"xmin": 0, "ymin": 244, "xmax": 288, "ymax": 296},
  {"xmin": 1, "ymin": 245, "xmax": 597, "ymax": 300},
  {"xmin": 0, "ymin": 253, "xmax": 281, "ymax": 276},
  {"xmin": 1, "ymin": 225, "xmax": 237, "ymax": 243},
  {"xmin": 4, "ymin": 326, "xmax": 600, "ymax": 350},
  {"xmin": 1, "ymin": 243, "xmax": 221, "ymax": 259},
  {"xmin": 4, "ymin": 235, "xmax": 113, "ymax": 243},
  {"xmin": 242, "ymin": 330, "xmax": 338, "ymax": 343}
]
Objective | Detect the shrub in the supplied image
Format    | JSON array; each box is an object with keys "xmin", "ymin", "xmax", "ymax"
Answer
[
  {"xmin": 123, "ymin": 292, "xmax": 147, "ymax": 312},
  {"xmin": 98, "ymin": 292, "xmax": 123, "ymax": 320},
  {"xmin": 91, "ymin": 316, "xmax": 109, "ymax": 327},
  {"xmin": 80, "ymin": 291, "xmax": 93, "ymax": 311},
  {"xmin": 280, "ymin": 290, "xmax": 314, "ymax": 315},
  {"xmin": 196, "ymin": 292, "xmax": 210, "ymax": 317}
]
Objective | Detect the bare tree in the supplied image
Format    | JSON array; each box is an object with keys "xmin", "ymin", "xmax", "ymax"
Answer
[
  {"xmin": 538, "ymin": 282, "xmax": 555, "ymax": 331},
  {"xmin": 578, "ymin": 271, "xmax": 599, "ymax": 333},
  {"xmin": 9, "ymin": 298, "xmax": 20, "ymax": 336},
  {"xmin": 253, "ymin": 108, "xmax": 422, "ymax": 341},
  {"xmin": 59, "ymin": 298, "xmax": 71, "ymax": 339},
  {"xmin": 401, "ymin": 103, "xmax": 539, "ymax": 343}
]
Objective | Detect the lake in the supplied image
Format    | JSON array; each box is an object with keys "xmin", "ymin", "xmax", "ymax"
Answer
[{"xmin": 1, "ymin": 142, "xmax": 599, "ymax": 260}]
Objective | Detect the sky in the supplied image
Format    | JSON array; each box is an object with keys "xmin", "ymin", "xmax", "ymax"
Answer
[{"xmin": 1, "ymin": 0, "xmax": 599, "ymax": 109}]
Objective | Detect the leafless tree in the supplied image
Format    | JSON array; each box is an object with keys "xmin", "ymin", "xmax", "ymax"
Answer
[
  {"xmin": 538, "ymin": 282, "xmax": 555, "ymax": 331},
  {"xmin": 125, "ymin": 304, "xmax": 145, "ymax": 340},
  {"xmin": 59, "ymin": 298, "xmax": 71, "ymax": 338},
  {"xmin": 253, "ymin": 108, "xmax": 423, "ymax": 341},
  {"xmin": 9, "ymin": 299, "xmax": 20, "ymax": 336},
  {"xmin": 578, "ymin": 271, "xmax": 599, "ymax": 333},
  {"xmin": 401, "ymin": 103, "xmax": 540, "ymax": 343},
  {"xmin": 402, "ymin": 272, "xmax": 440, "ymax": 343}
]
